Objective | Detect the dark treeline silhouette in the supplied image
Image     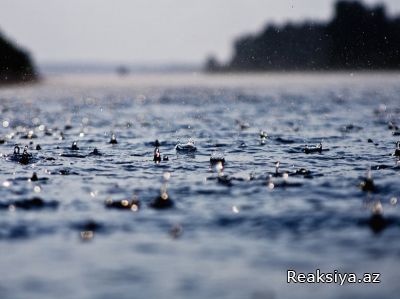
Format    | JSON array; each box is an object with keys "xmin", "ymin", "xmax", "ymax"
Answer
[
  {"xmin": 0, "ymin": 29, "xmax": 37, "ymax": 84},
  {"xmin": 206, "ymin": 1, "xmax": 400, "ymax": 72}
]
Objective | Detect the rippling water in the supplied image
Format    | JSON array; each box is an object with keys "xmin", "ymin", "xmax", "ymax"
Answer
[{"xmin": 1, "ymin": 73, "xmax": 400, "ymax": 299}]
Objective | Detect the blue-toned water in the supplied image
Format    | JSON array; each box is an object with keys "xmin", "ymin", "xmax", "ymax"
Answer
[{"xmin": 0, "ymin": 73, "xmax": 400, "ymax": 299}]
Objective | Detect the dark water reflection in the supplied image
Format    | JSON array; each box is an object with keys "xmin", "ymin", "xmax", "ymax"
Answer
[{"xmin": 0, "ymin": 73, "xmax": 400, "ymax": 299}]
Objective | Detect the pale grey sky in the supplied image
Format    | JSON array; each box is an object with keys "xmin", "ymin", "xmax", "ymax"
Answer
[{"xmin": 1, "ymin": 0, "xmax": 400, "ymax": 65}]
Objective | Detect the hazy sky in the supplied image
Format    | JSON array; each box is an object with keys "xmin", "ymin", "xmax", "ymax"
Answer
[{"xmin": 1, "ymin": 0, "xmax": 400, "ymax": 65}]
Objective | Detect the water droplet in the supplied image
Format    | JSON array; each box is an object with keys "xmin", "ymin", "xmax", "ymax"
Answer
[
  {"xmin": 372, "ymin": 201, "xmax": 383, "ymax": 214},
  {"xmin": 2, "ymin": 181, "xmax": 11, "ymax": 187},
  {"xmin": 80, "ymin": 231, "xmax": 94, "ymax": 241},
  {"xmin": 163, "ymin": 172, "xmax": 171, "ymax": 181}
]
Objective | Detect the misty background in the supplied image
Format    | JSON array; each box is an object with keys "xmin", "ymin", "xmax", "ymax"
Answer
[{"xmin": 1, "ymin": 0, "xmax": 400, "ymax": 70}]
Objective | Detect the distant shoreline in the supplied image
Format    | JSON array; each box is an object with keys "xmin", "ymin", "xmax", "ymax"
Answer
[
  {"xmin": 202, "ymin": 69, "xmax": 400, "ymax": 75},
  {"xmin": 5, "ymin": 71, "xmax": 395, "ymax": 91},
  {"xmin": 0, "ymin": 77, "xmax": 39, "ymax": 88},
  {"xmin": 2, "ymin": 68, "xmax": 399, "ymax": 90}
]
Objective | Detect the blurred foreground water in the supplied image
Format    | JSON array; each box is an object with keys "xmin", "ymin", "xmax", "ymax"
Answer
[{"xmin": 0, "ymin": 72, "xmax": 400, "ymax": 299}]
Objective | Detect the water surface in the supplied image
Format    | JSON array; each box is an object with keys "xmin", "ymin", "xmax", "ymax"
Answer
[{"xmin": 1, "ymin": 73, "xmax": 400, "ymax": 299}]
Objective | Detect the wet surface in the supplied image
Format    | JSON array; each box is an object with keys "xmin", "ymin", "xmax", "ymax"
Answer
[{"xmin": 0, "ymin": 73, "xmax": 400, "ymax": 299}]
